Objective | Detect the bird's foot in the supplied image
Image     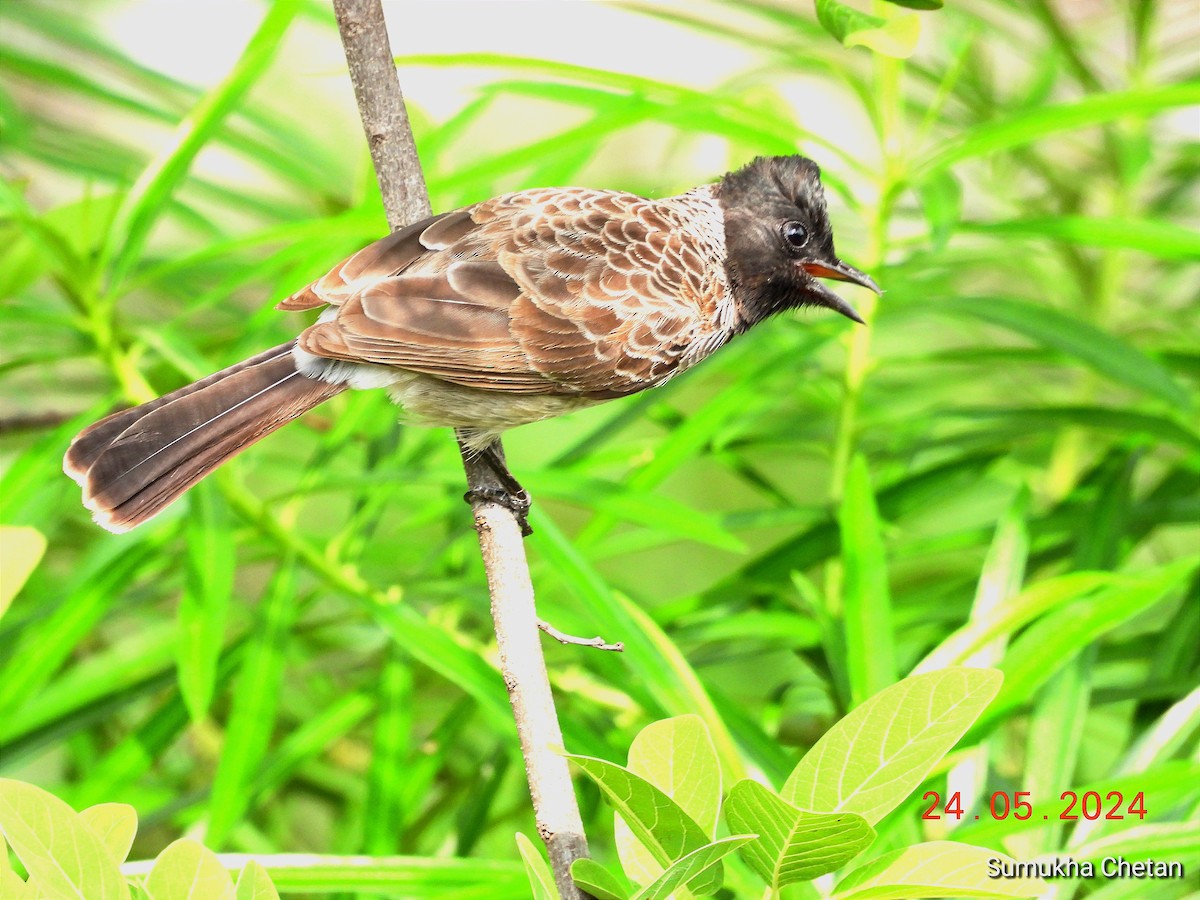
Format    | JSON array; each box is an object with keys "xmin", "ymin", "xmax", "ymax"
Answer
[{"xmin": 463, "ymin": 486, "xmax": 533, "ymax": 537}]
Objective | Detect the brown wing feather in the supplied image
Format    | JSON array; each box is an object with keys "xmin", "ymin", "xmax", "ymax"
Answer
[{"xmin": 289, "ymin": 188, "xmax": 719, "ymax": 397}]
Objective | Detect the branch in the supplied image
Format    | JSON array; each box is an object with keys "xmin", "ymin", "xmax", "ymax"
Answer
[{"xmin": 330, "ymin": 3, "xmax": 592, "ymax": 896}]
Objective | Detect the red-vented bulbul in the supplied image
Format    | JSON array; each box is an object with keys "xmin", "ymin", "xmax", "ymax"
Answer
[{"xmin": 65, "ymin": 155, "xmax": 878, "ymax": 532}]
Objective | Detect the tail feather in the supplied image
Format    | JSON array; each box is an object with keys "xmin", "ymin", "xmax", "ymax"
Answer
[
  {"xmin": 65, "ymin": 342, "xmax": 297, "ymax": 482},
  {"xmin": 66, "ymin": 342, "xmax": 346, "ymax": 532}
]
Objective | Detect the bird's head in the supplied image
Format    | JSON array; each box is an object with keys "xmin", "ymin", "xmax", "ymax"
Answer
[{"xmin": 717, "ymin": 155, "xmax": 879, "ymax": 329}]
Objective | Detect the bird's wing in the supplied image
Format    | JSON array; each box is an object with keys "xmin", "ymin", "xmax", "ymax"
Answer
[{"xmin": 282, "ymin": 188, "xmax": 721, "ymax": 397}]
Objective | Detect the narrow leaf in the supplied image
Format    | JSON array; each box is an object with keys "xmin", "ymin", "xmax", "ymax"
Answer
[
  {"xmin": 783, "ymin": 669, "xmax": 1003, "ymax": 823},
  {"xmin": 178, "ymin": 480, "xmax": 235, "ymax": 722},
  {"xmin": 832, "ymin": 841, "xmax": 1045, "ymax": 899},
  {"xmin": 935, "ymin": 296, "xmax": 1190, "ymax": 409},
  {"xmin": 724, "ymin": 781, "xmax": 874, "ymax": 887},
  {"xmin": 840, "ymin": 454, "xmax": 897, "ymax": 707},
  {"xmin": 966, "ymin": 215, "xmax": 1200, "ymax": 260},
  {"xmin": 917, "ymin": 83, "xmax": 1200, "ymax": 176},
  {"xmin": 206, "ymin": 560, "xmax": 298, "ymax": 847},
  {"xmin": 100, "ymin": 0, "xmax": 300, "ymax": 290}
]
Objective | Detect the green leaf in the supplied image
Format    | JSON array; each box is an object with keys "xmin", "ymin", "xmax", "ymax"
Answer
[
  {"xmin": 234, "ymin": 860, "xmax": 280, "ymax": 900},
  {"xmin": 632, "ymin": 836, "xmax": 756, "ymax": 900},
  {"xmin": 0, "ymin": 778, "xmax": 130, "ymax": 900},
  {"xmin": 79, "ymin": 803, "xmax": 137, "ymax": 866},
  {"xmin": 99, "ymin": 0, "xmax": 301, "ymax": 291},
  {"xmin": 1, "ymin": 831, "xmax": 39, "ymax": 899},
  {"xmin": 914, "ymin": 572, "xmax": 1118, "ymax": 672},
  {"xmin": 840, "ymin": 455, "xmax": 897, "ymax": 708},
  {"xmin": 914, "ymin": 170, "xmax": 961, "ymax": 250},
  {"xmin": 517, "ymin": 833, "xmax": 559, "ymax": 900},
  {"xmin": 570, "ymin": 859, "xmax": 630, "ymax": 900},
  {"xmin": 206, "ymin": 560, "xmax": 299, "ymax": 847},
  {"xmin": 178, "ymin": 480, "xmax": 235, "ymax": 722},
  {"xmin": 144, "ymin": 839, "xmax": 235, "ymax": 900},
  {"xmin": 724, "ymin": 781, "xmax": 875, "ymax": 887},
  {"xmin": 0, "ymin": 525, "xmax": 45, "ymax": 620},
  {"xmin": 989, "ymin": 560, "xmax": 1196, "ymax": 722},
  {"xmin": 884, "ymin": 0, "xmax": 942, "ymax": 8},
  {"xmin": 617, "ymin": 715, "xmax": 722, "ymax": 887},
  {"xmin": 783, "ymin": 669, "xmax": 1003, "ymax": 823},
  {"xmin": 965, "ymin": 216, "xmax": 1200, "ymax": 260},
  {"xmin": 815, "ymin": 0, "xmax": 920, "ymax": 58},
  {"xmin": 917, "ymin": 82, "xmax": 1200, "ymax": 176},
  {"xmin": 832, "ymin": 841, "xmax": 1045, "ymax": 899},
  {"xmin": 567, "ymin": 754, "xmax": 717, "ymax": 893},
  {"xmin": 935, "ymin": 296, "xmax": 1190, "ymax": 409}
]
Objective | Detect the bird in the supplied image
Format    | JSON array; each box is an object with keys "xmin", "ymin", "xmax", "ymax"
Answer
[{"xmin": 65, "ymin": 154, "xmax": 878, "ymax": 534}]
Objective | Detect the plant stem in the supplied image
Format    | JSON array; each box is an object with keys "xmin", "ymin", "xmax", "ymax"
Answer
[{"xmin": 330, "ymin": 2, "xmax": 592, "ymax": 895}]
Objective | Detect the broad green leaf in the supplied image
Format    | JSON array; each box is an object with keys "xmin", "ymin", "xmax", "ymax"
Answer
[
  {"xmin": 832, "ymin": 841, "xmax": 1045, "ymax": 899},
  {"xmin": 516, "ymin": 833, "xmax": 559, "ymax": 900},
  {"xmin": 144, "ymin": 839, "xmax": 235, "ymax": 900},
  {"xmin": 567, "ymin": 754, "xmax": 719, "ymax": 894},
  {"xmin": 885, "ymin": 0, "xmax": 942, "ymax": 8},
  {"xmin": 783, "ymin": 669, "xmax": 1003, "ymax": 823},
  {"xmin": 0, "ymin": 778, "xmax": 130, "ymax": 900},
  {"xmin": 724, "ymin": 781, "xmax": 874, "ymax": 887},
  {"xmin": 234, "ymin": 860, "xmax": 280, "ymax": 900},
  {"xmin": 617, "ymin": 715, "xmax": 722, "ymax": 887},
  {"xmin": 935, "ymin": 296, "xmax": 1190, "ymax": 409},
  {"xmin": 633, "ymin": 836, "xmax": 756, "ymax": 900},
  {"xmin": 815, "ymin": 0, "xmax": 920, "ymax": 58},
  {"xmin": 178, "ymin": 480, "xmax": 234, "ymax": 722},
  {"xmin": 840, "ymin": 455, "xmax": 897, "ymax": 707},
  {"xmin": 0, "ymin": 525, "xmax": 45, "ymax": 619},
  {"xmin": 79, "ymin": 803, "xmax": 137, "ymax": 866},
  {"xmin": 570, "ymin": 859, "xmax": 629, "ymax": 900}
]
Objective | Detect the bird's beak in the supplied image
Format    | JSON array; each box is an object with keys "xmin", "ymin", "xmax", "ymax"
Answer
[{"xmin": 800, "ymin": 259, "xmax": 881, "ymax": 325}]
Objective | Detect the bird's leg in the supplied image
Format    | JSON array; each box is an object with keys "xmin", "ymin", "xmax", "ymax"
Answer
[{"xmin": 463, "ymin": 439, "xmax": 533, "ymax": 537}]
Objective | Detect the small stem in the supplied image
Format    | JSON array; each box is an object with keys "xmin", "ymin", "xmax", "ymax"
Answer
[{"xmin": 538, "ymin": 619, "xmax": 624, "ymax": 653}]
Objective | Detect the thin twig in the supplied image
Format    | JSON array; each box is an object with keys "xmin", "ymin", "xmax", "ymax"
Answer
[
  {"xmin": 330, "ymin": 3, "xmax": 592, "ymax": 896},
  {"xmin": 538, "ymin": 619, "xmax": 624, "ymax": 653}
]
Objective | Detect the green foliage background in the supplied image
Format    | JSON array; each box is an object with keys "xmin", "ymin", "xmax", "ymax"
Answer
[{"xmin": 1, "ymin": 0, "xmax": 1197, "ymax": 896}]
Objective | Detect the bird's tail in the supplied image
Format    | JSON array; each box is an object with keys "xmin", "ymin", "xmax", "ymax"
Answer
[{"xmin": 64, "ymin": 341, "xmax": 346, "ymax": 533}]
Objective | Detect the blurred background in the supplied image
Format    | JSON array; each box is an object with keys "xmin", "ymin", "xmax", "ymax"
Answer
[{"xmin": 1, "ymin": 0, "xmax": 1197, "ymax": 896}]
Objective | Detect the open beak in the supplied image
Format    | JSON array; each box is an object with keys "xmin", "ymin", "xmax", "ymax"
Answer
[{"xmin": 800, "ymin": 259, "xmax": 881, "ymax": 325}]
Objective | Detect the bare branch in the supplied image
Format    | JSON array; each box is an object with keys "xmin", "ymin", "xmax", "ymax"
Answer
[{"xmin": 331, "ymin": 3, "xmax": 592, "ymax": 896}]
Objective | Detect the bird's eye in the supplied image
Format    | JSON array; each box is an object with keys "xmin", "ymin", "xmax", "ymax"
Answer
[{"xmin": 781, "ymin": 220, "xmax": 808, "ymax": 250}]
